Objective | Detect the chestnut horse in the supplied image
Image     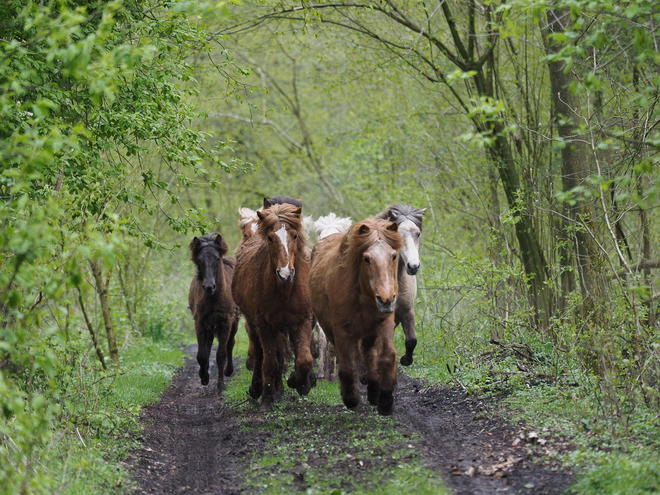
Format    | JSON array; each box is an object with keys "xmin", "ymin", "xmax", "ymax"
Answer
[
  {"xmin": 309, "ymin": 218, "xmax": 403, "ymax": 415},
  {"xmin": 232, "ymin": 202, "xmax": 316, "ymax": 410},
  {"xmin": 376, "ymin": 204, "xmax": 426, "ymax": 365},
  {"xmin": 188, "ymin": 234, "xmax": 239, "ymax": 392}
]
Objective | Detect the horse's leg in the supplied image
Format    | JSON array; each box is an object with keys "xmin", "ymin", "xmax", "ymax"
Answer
[
  {"xmin": 286, "ymin": 319, "xmax": 316, "ymax": 396},
  {"xmin": 245, "ymin": 321, "xmax": 255, "ymax": 371},
  {"xmin": 215, "ymin": 324, "xmax": 230, "ymax": 393},
  {"xmin": 375, "ymin": 320, "xmax": 397, "ymax": 416},
  {"xmin": 248, "ymin": 327, "xmax": 263, "ymax": 400},
  {"xmin": 260, "ymin": 330, "xmax": 281, "ymax": 411},
  {"xmin": 317, "ymin": 324, "xmax": 328, "ymax": 380},
  {"xmin": 399, "ymin": 308, "xmax": 417, "ymax": 366},
  {"xmin": 335, "ymin": 335, "xmax": 359, "ymax": 409},
  {"xmin": 328, "ymin": 342, "xmax": 337, "ymax": 381},
  {"xmin": 224, "ymin": 316, "xmax": 239, "ymax": 377},
  {"xmin": 196, "ymin": 323, "xmax": 213, "ymax": 386},
  {"xmin": 361, "ymin": 334, "xmax": 379, "ymax": 406}
]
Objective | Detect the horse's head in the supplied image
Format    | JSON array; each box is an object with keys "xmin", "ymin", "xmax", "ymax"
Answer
[
  {"xmin": 379, "ymin": 205, "xmax": 426, "ymax": 276},
  {"xmin": 190, "ymin": 234, "xmax": 228, "ymax": 295},
  {"xmin": 257, "ymin": 203, "xmax": 306, "ymax": 285},
  {"xmin": 238, "ymin": 207, "xmax": 259, "ymax": 241},
  {"xmin": 347, "ymin": 219, "xmax": 403, "ymax": 313}
]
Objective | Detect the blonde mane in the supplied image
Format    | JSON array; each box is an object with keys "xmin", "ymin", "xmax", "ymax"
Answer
[{"xmin": 314, "ymin": 213, "xmax": 352, "ymax": 239}]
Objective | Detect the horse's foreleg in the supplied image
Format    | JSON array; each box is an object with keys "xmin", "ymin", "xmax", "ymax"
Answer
[
  {"xmin": 376, "ymin": 321, "xmax": 397, "ymax": 416},
  {"xmin": 225, "ymin": 316, "xmax": 239, "ymax": 377},
  {"xmin": 260, "ymin": 331, "xmax": 281, "ymax": 411},
  {"xmin": 317, "ymin": 325, "xmax": 328, "ymax": 380},
  {"xmin": 398, "ymin": 309, "xmax": 417, "ymax": 366},
  {"xmin": 335, "ymin": 336, "xmax": 359, "ymax": 409},
  {"xmin": 245, "ymin": 321, "xmax": 255, "ymax": 371},
  {"xmin": 361, "ymin": 335, "xmax": 379, "ymax": 406},
  {"xmin": 248, "ymin": 329, "xmax": 263, "ymax": 400},
  {"xmin": 196, "ymin": 324, "xmax": 214, "ymax": 386},
  {"xmin": 215, "ymin": 328, "xmax": 229, "ymax": 393},
  {"xmin": 286, "ymin": 320, "xmax": 316, "ymax": 396}
]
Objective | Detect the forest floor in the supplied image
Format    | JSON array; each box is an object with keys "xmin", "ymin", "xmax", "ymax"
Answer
[{"xmin": 131, "ymin": 346, "xmax": 574, "ymax": 494}]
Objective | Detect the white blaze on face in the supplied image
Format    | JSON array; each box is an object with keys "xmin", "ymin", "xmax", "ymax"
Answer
[
  {"xmin": 274, "ymin": 225, "xmax": 290, "ymax": 275},
  {"xmin": 399, "ymin": 220, "xmax": 420, "ymax": 267},
  {"xmin": 250, "ymin": 222, "xmax": 258, "ymax": 233}
]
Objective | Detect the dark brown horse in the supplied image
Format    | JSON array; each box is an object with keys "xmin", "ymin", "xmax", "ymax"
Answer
[
  {"xmin": 309, "ymin": 218, "xmax": 403, "ymax": 415},
  {"xmin": 231, "ymin": 202, "xmax": 316, "ymax": 410},
  {"xmin": 188, "ymin": 234, "xmax": 239, "ymax": 392}
]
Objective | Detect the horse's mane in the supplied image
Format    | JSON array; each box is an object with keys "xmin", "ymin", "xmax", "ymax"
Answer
[
  {"xmin": 238, "ymin": 207, "xmax": 259, "ymax": 232},
  {"xmin": 340, "ymin": 219, "xmax": 402, "ymax": 270},
  {"xmin": 257, "ymin": 203, "xmax": 309, "ymax": 250},
  {"xmin": 264, "ymin": 196, "xmax": 303, "ymax": 209},
  {"xmin": 314, "ymin": 213, "xmax": 352, "ymax": 239},
  {"xmin": 376, "ymin": 204, "xmax": 426, "ymax": 232},
  {"xmin": 189, "ymin": 233, "xmax": 228, "ymax": 261}
]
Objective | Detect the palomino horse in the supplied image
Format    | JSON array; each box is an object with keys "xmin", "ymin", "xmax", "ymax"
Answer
[
  {"xmin": 376, "ymin": 204, "xmax": 426, "ymax": 366},
  {"xmin": 232, "ymin": 202, "xmax": 316, "ymax": 410},
  {"xmin": 309, "ymin": 218, "xmax": 403, "ymax": 415},
  {"xmin": 311, "ymin": 213, "xmax": 352, "ymax": 380},
  {"xmin": 188, "ymin": 234, "xmax": 239, "ymax": 392}
]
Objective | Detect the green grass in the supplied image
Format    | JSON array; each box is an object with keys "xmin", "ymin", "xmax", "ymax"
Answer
[
  {"xmin": 224, "ymin": 346, "xmax": 450, "ymax": 495},
  {"xmin": 46, "ymin": 339, "xmax": 187, "ymax": 495}
]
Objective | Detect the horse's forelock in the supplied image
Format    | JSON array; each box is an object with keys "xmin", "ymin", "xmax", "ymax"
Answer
[
  {"xmin": 341, "ymin": 219, "xmax": 402, "ymax": 269},
  {"xmin": 379, "ymin": 204, "xmax": 426, "ymax": 232},
  {"xmin": 257, "ymin": 204, "xmax": 308, "ymax": 248},
  {"xmin": 190, "ymin": 233, "xmax": 226, "ymax": 261}
]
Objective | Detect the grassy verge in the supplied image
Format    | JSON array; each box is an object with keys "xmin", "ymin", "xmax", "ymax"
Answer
[
  {"xmin": 41, "ymin": 338, "xmax": 187, "ymax": 495},
  {"xmin": 224, "ymin": 336, "xmax": 449, "ymax": 495}
]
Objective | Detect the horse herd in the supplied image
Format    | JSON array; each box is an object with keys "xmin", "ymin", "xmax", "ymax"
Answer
[{"xmin": 188, "ymin": 196, "xmax": 426, "ymax": 416}]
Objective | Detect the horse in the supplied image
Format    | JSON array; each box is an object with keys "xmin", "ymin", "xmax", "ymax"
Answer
[
  {"xmin": 237, "ymin": 199, "xmax": 313, "ymax": 373},
  {"xmin": 311, "ymin": 213, "xmax": 353, "ymax": 380},
  {"xmin": 376, "ymin": 204, "xmax": 426, "ymax": 366},
  {"xmin": 188, "ymin": 234, "xmax": 239, "ymax": 392},
  {"xmin": 309, "ymin": 218, "xmax": 403, "ymax": 415},
  {"xmin": 231, "ymin": 202, "xmax": 316, "ymax": 411}
]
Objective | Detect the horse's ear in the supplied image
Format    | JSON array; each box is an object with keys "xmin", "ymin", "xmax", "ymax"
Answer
[
  {"xmin": 189, "ymin": 237, "xmax": 201, "ymax": 260},
  {"xmin": 420, "ymin": 208, "xmax": 428, "ymax": 215},
  {"xmin": 214, "ymin": 234, "xmax": 228, "ymax": 256},
  {"xmin": 358, "ymin": 224, "xmax": 370, "ymax": 235},
  {"xmin": 263, "ymin": 197, "xmax": 273, "ymax": 209},
  {"xmin": 257, "ymin": 209, "xmax": 268, "ymax": 220},
  {"xmin": 386, "ymin": 221, "xmax": 398, "ymax": 232},
  {"xmin": 293, "ymin": 207, "xmax": 302, "ymax": 217},
  {"xmin": 386, "ymin": 209, "xmax": 398, "ymax": 222}
]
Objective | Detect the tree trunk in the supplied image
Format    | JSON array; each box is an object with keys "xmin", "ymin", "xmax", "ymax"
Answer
[
  {"xmin": 90, "ymin": 260, "xmax": 119, "ymax": 363},
  {"xmin": 542, "ymin": 9, "xmax": 604, "ymax": 319}
]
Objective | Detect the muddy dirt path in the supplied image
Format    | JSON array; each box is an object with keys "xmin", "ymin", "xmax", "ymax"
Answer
[{"xmin": 132, "ymin": 347, "xmax": 573, "ymax": 494}]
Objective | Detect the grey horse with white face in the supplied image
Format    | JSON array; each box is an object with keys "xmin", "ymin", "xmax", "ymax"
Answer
[{"xmin": 376, "ymin": 204, "xmax": 426, "ymax": 366}]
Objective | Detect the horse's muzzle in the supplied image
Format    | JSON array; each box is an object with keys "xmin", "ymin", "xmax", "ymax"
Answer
[
  {"xmin": 376, "ymin": 295, "xmax": 396, "ymax": 313},
  {"xmin": 277, "ymin": 267, "xmax": 295, "ymax": 285},
  {"xmin": 406, "ymin": 262, "xmax": 420, "ymax": 276}
]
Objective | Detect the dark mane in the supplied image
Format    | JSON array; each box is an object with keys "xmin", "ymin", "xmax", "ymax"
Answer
[
  {"xmin": 189, "ymin": 233, "xmax": 228, "ymax": 261},
  {"xmin": 376, "ymin": 204, "xmax": 426, "ymax": 231},
  {"xmin": 340, "ymin": 218, "xmax": 403, "ymax": 271},
  {"xmin": 264, "ymin": 196, "xmax": 303, "ymax": 209},
  {"xmin": 257, "ymin": 203, "xmax": 309, "ymax": 251}
]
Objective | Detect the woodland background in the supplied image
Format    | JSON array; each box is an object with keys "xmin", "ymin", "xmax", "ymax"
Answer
[{"xmin": 1, "ymin": 0, "xmax": 659, "ymax": 492}]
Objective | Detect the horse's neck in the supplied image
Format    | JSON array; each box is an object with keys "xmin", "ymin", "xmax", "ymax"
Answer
[
  {"xmin": 397, "ymin": 258, "xmax": 417, "ymax": 303},
  {"xmin": 215, "ymin": 260, "xmax": 229, "ymax": 288}
]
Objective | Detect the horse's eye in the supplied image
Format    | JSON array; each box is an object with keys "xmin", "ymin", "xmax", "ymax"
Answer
[
  {"xmin": 364, "ymin": 257, "xmax": 371, "ymax": 265},
  {"xmin": 293, "ymin": 234, "xmax": 298, "ymax": 240},
  {"xmin": 268, "ymin": 237, "xmax": 273, "ymax": 243},
  {"xmin": 392, "ymin": 254, "xmax": 397, "ymax": 262}
]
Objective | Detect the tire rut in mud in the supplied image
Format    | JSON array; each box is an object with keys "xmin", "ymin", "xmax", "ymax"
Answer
[{"xmin": 131, "ymin": 347, "xmax": 574, "ymax": 494}]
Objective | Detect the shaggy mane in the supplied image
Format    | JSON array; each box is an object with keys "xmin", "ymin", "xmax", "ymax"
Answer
[
  {"xmin": 340, "ymin": 219, "xmax": 402, "ymax": 271},
  {"xmin": 238, "ymin": 207, "xmax": 259, "ymax": 232},
  {"xmin": 314, "ymin": 213, "xmax": 352, "ymax": 240},
  {"xmin": 189, "ymin": 233, "xmax": 228, "ymax": 261},
  {"xmin": 376, "ymin": 204, "xmax": 426, "ymax": 231},
  {"xmin": 257, "ymin": 203, "xmax": 309, "ymax": 250}
]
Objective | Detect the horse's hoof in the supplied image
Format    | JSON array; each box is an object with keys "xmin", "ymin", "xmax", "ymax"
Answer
[
  {"xmin": 248, "ymin": 385, "xmax": 262, "ymax": 399},
  {"xmin": 377, "ymin": 392, "xmax": 394, "ymax": 416},
  {"xmin": 286, "ymin": 372, "xmax": 298, "ymax": 389},
  {"xmin": 224, "ymin": 364, "xmax": 234, "ymax": 377},
  {"xmin": 400, "ymin": 355, "xmax": 413, "ymax": 366},
  {"xmin": 367, "ymin": 381, "xmax": 379, "ymax": 405},
  {"xmin": 217, "ymin": 382, "xmax": 225, "ymax": 394},
  {"xmin": 260, "ymin": 399, "xmax": 273, "ymax": 412},
  {"xmin": 200, "ymin": 376, "xmax": 209, "ymax": 386},
  {"xmin": 309, "ymin": 371, "xmax": 317, "ymax": 388},
  {"xmin": 342, "ymin": 394, "xmax": 360, "ymax": 409},
  {"xmin": 245, "ymin": 361, "xmax": 253, "ymax": 371}
]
